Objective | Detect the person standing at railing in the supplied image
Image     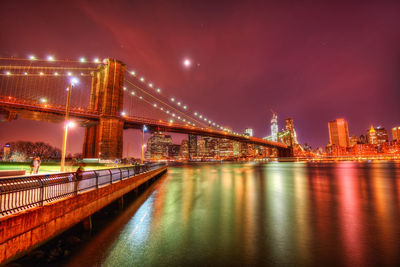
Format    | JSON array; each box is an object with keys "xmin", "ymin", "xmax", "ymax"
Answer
[
  {"xmin": 75, "ymin": 164, "xmax": 85, "ymax": 192},
  {"xmin": 34, "ymin": 157, "xmax": 41, "ymax": 174}
]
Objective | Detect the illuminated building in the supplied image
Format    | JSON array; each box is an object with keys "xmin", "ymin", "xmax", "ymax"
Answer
[
  {"xmin": 285, "ymin": 118, "xmax": 298, "ymax": 145},
  {"xmin": 2, "ymin": 144, "xmax": 10, "ymax": 160},
  {"xmin": 240, "ymin": 143, "xmax": 249, "ymax": 156},
  {"xmin": 367, "ymin": 125, "xmax": 377, "ymax": 145},
  {"xmin": 328, "ymin": 118, "xmax": 350, "ymax": 147},
  {"xmin": 207, "ymin": 138, "xmax": 219, "ymax": 157},
  {"xmin": 393, "ymin": 126, "xmax": 400, "ymax": 142},
  {"xmin": 375, "ymin": 126, "xmax": 388, "ymax": 144},
  {"xmin": 145, "ymin": 133, "xmax": 172, "ymax": 160},
  {"xmin": 233, "ymin": 141, "xmax": 240, "ymax": 157},
  {"xmin": 359, "ymin": 135, "xmax": 367, "ymax": 144},
  {"xmin": 168, "ymin": 144, "xmax": 181, "ymax": 159},
  {"xmin": 270, "ymin": 112, "xmax": 278, "ymax": 142},
  {"xmin": 179, "ymin": 140, "xmax": 189, "ymax": 159},
  {"xmin": 349, "ymin": 135, "xmax": 359, "ymax": 147},
  {"xmin": 197, "ymin": 139, "xmax": 206, "ymax": 157},
  {"xmin": 218, "ymin": 138, "xmax": 233, "ymax": 158},
  {"xmin": 188, "ymin": 134, "xmax": 197, "ymax": 159},
  {"xmin": 244, "ymin": 128, "xmax": 253, "ymax": 137}
]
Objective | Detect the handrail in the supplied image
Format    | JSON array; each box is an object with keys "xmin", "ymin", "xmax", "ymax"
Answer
[{"xmin": 0, "ymin": 163, "xmax": 166, "ymax": 217}]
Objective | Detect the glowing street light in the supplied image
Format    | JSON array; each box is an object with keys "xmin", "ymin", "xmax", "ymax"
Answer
[
  {"xmin": 60, "ymin": 77, "xmax": 79, "ymax": 172},
  {"xmin": 79, "ymin": 57, "xmax": 86, "ymax": 62},
  {"xmin": 29, "ymin": 55, "xmax": 37, "ymax": 60},
  {"xmin": 67, "ymin": 121, "xmax": 76, "ymax": 128},
  {"xmin": 47, "ymin": 55, "xmax": 55, "ymax": 61},
  {"xmin": 141, "ymin": 125, "xmax": 148, "ymax": 164}
]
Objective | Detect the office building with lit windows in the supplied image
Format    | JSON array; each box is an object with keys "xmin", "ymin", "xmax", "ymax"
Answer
[
  {"xmin": 393, "ymin": 126, "xmax": 400, "ymax": 142},
  {"xmin": 328, "ymin": 118, "xmax": 350, "ymax": 147}
]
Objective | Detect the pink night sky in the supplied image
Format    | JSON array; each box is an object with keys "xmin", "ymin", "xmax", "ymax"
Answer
[{"xmin": 1, "ymin": 0, "xmax": 400, "ymax": 157}]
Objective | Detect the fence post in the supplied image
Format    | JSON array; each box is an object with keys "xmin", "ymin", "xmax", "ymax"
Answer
[
  {"xmin": 109, "ymin": 169, "xmax": 113, "ymax": 184},
  {"xmin": 38, "ymin": 177, "xmax": 44, "ymax": 206},
  {"xmin": 74, "ymin": 173, "xmax": 78, "ymax": 196},
  {"xmin": 119, "ymin": 168, "xmax": 122, "ymax": 181},
  {"xmin": 94, "ymin": 170, "xmax": 99, "ymax": 189}
]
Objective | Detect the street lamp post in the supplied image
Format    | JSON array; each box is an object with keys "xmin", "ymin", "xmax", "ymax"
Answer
[
  {"xmin": 60, "ymin": 79, "xmax": 77, "ymax": 172},
  {"xmin": 141, "ymin": 125, "xmax": 147, "ymax": 164}
]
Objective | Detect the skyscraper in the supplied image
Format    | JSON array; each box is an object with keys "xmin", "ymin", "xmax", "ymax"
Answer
[
  {"xmin": 218, "ymin": 138, "xmax": 234, "ymax": 158},
  {"xmin": 188, "ymin": 134, "xmax": 197, "ymax": 159},
  {"xmin": 375, "ymin": 126, "xmax": 388, "ymax": 144},
  {"xmin": 328, "ymin": 118, "xmax": 350, "ymax": 147},
  {"xmin": 244, "ymin": 128, "xmax": 253, "ymax": 137},
  {"xmin": 367, "ymin": 125, "xmax": 377, "ymax": 145},
  {"xmin": 270, "ymin": 112, "xmax": 278, "ymax": 142},
  {"xmin": 393, "ymin": 126, "xmax": 400, "ymax": 142},
  {"xmin": 145, "ymin": 132, "xmax": 173, "ymax": 160},
  {"xmin": 285, "ymin": 118, "xmax": 298, "ymax": 145},
  {"xmin": 180, "ymin": 140, "xmax": 189, "ymax": 159}
]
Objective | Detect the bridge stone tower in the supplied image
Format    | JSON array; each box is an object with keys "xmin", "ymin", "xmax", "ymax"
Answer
[{"xmin": 83, "ymin": 59, "xmax": 126, "ymax": 159}]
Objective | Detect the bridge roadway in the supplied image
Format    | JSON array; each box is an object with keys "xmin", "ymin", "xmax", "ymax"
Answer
[
  {"xmin": 0, "ymin": 163, "xmax": 167, "ymax": 265},
  {"xmin": 0, "ymin": 97, "xmax": 288, "ymax": 150}
]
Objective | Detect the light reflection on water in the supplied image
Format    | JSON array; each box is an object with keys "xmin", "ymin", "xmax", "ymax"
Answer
[{"xmin": 65, "ymin": 162, "xmax": 400, "ymax": 266}]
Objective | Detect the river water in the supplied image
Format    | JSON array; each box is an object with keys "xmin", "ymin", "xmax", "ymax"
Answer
[{"xmin": 64, "ymin": 162, "xmax": 400, "ymax": 267}]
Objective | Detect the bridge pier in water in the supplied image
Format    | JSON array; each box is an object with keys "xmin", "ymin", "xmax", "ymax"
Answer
[{"xmin": 83, "ymin": 59, "xmax": 126, "ymax": 159}]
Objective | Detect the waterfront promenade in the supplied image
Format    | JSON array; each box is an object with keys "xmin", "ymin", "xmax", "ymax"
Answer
[{"xmin": 0, "ymin": 163, "xmax": 167, "ymax": 264}]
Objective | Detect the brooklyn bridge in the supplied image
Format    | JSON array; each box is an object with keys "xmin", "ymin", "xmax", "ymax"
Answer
[{"xmin": 0, "ymin": 57, "xmax": 291, "ymax": 159}]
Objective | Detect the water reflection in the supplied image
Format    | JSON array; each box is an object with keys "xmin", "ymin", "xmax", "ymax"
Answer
[{"xmin": 65, "ymin": 162, "xmax": 400, "ymax": 266}]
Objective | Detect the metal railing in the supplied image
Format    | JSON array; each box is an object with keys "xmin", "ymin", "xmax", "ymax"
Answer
[{"xmin": 0, "ymin": 163, "xmax": 165, "ymax": 217}]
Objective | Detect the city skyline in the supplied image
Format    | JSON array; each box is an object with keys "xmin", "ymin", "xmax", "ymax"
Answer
[{"xmin": 1, "ymin": 0, "xmax": 400, "ymax": 151}]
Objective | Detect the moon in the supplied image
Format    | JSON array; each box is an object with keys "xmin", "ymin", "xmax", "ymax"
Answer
[{"xmin": 183, "ymin": 58, "xmax": 191, "ymax": 67}]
